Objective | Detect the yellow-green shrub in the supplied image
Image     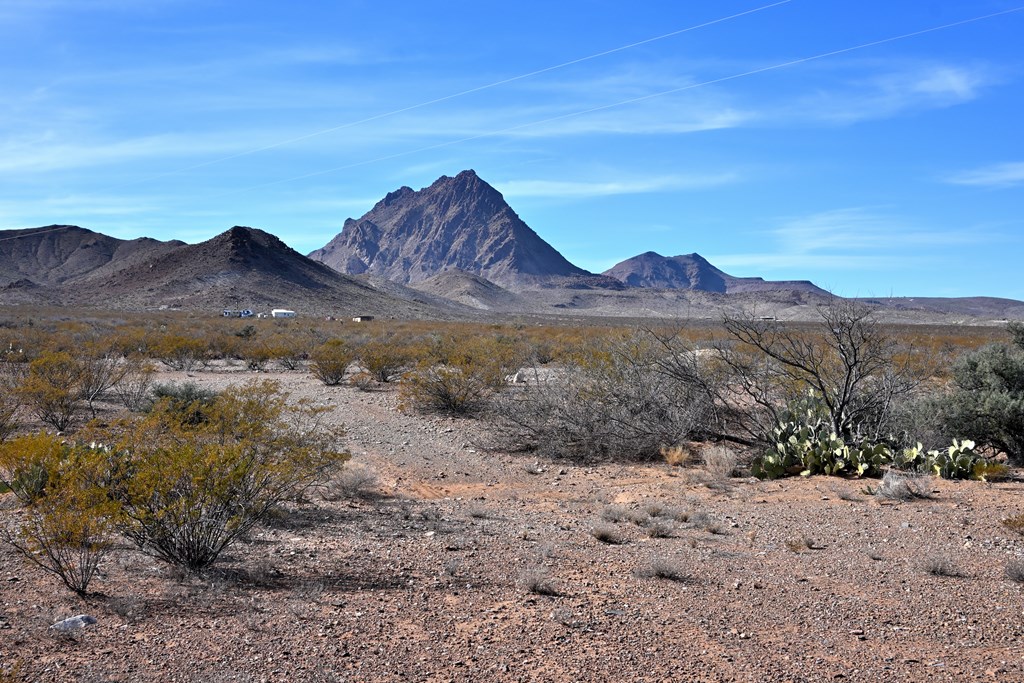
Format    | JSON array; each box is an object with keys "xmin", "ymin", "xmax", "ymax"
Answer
[{"xmin": 309, "ymin": 339, "xmax": 354, "ymax": 385}]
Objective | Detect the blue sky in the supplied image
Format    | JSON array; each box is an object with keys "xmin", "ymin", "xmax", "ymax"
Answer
[{"xmin": 2, "ymin": 0, "xmax": 1022, "ymax": 299}]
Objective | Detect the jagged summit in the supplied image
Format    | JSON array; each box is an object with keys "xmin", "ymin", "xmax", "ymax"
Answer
[{"xmin": 309, "ymin": 170, "xmax": 595, "ymax": 290}]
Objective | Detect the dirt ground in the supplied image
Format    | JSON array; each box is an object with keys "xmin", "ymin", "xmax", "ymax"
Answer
[{"xmin": 2, "ymin": 363, "xmax": 1023, "ymax": 682}]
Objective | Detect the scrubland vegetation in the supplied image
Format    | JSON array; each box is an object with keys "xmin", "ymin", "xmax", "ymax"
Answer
[{"xmin": 0, "ymin": 305, "xmax": 1020, "ymax": 583}]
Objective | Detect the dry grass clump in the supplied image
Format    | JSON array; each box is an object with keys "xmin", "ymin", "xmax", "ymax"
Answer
[
  {"xmin": 322, "ymin": 463, "xmax": 379, "ymax": 500},
  {"xmin": 872, "ymin": 471, "xmax": 931, "ymax": 501},
  {"xmin": 519, "ymin": 566, "xmax": 560, "ymax": 596},
  {"xmin": 644, "ymin": 519, "xmax": 675, "ymax": 538},
  {"xmin": 600, "ymin": 505, "xmax": 628, "ymax": 523},
  {"xmin": 590, "ymin": 524, "xmax": 625, "ymax": 545},
  {"xmin": 660, "ymin": 444, "xmax": 693, "ymax": 468},
  {"xmin": 1001, "ymin": 513, "xmax": 1024, "ymax": 536},
  {"xmin": 702, "ymin": 445, "xmax": 738, "ymax": 479},
  {"xmin": 923, "ymin": 555, "xmax": 961, "ymax": 578},
  {"xmin": 636, "ymin": 557, "xmax": 689, "ymax": 582}
]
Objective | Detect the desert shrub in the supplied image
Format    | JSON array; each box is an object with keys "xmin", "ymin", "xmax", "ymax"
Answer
[
  {"xmin": 1001, "ymin": 514, "xmax": 1024, "ymax": 536},
  {"xmin": 720, "ymin": 300, "xmax": 925, "ymax": 449},
  {"xmin": 17, "ymin": 351, "xmax": 84, "ymax": 432},
  {"xmin": 265, "ymin": 333, "xmax": 309, "ymax": 371},
  {"xmin": 0, "ymin": 432, "xmax": 67, "ymax": 505},
  {"xmin": 0, "ymin": 437, "xmax": 116, "ymax": 595},
  {"xmin": 590, "ymin": 523, "xmax": 624, "ymax": 544},
  {"xmin": 938, "ymin": 331, "xmax": 1024, "ymax": 466},
  {"xmin": 357, "ymin": 338, "xmax": 411, "ymax": 383},
  {"xmin": 702, "ymin": 445, "xmax": 738, "ymax": 478},
  {"xmin": 489, "ymin": 330, "xmax": 720, "ymax": 461},
  {"xmin": 149, "ymin": 381, "xmax": 219, "ymax": 425},
  {"xmin": 321, "ymin": 463, "xmax": 379, "ymax": 500},
  {"xmin": 519, "ymin": 565, "xmax": 559, "ymax": 596},
  {"xmin": 151, "ymin": 333, "xmax": 207, "ymax": 371},
  {"xmin": 106, "ymin": 380, "xmax": 347, "ymax": 571},
  {"xmin": 923, "ymin": 555, "xmax": 961, "ymax": 577},
  {"xmin": 76, "ymin": 344, "xmax": 128, "ymax": 418},
  {"xmin": 0, "ymin": 371, "xmax": 20, "ymax": 441},
  {"xmin": 399, "ymin": 334, "xmax": 521, "ymax": 415},
  {"xmin": 636, "ymin": 557, "xmax": 689, "ymax": 582},
  {"xmin": 309, "ymin": 339, "xmax": 354, "ymax": 386},
  {"xmin": 239, "ymin": 340, "xmax": 274, "ymax": 372},
  {"xmin": 113, "ymin": 357, "xmax": 157, "ymax": 412},
  {"xmin": 868, "ymin": 470, "xmax": 930, "ymax": 501}
]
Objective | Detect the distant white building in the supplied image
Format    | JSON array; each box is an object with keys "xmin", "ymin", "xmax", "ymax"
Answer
[
  {"xmin": 352, "ymin": 315, "xmax": 374, "ymax": 322},
  {"xmin": 271, "ymin": 309, "xmax": 296, "ymax": 318}
]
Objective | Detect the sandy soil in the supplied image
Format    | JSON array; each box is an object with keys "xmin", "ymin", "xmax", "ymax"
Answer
[{"xmin": 2, "ymin": 364, "xmax": 1023, "ymax": 682}]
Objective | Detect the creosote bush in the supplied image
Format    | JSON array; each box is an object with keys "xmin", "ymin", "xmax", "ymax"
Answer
[
  {"xmin": 310, "ymin": 339, "xmax": 354, "ymax": 386},
  {"xmin": 106, "ymin": 380, "xmax": 347, "ymax": 571},
  {"xmin": 399, "ymin": 334, "xmax": 522, "ymax": 415},
  {"xmin": 0, "ymin": 435, "xmax": 116, "ymax": 595},
  {"xmin": 1, "ymin": 380, "xmax": 347, "ymax": 581}
]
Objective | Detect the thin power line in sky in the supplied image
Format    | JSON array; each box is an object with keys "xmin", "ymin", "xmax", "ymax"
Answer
[
  {"xmin": 222, "ymin": 4, "xmax": 1024, "ymax": 196},
  {"xmin": 105, "ymin": 0, "xmax": 793, "ymax": 190}
]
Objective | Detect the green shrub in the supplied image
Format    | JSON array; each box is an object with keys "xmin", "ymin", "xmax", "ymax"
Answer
[
  {"xmin": 940, "ymin": 334, "xmax": 1024, "ymax": 466},
  {"xmin": 0, "ymin": 438, "xmax": 116, "ymax": 595},
  {"xmin": 309, "ymin": 340, "xmax": 354, "ymax": 386},
  {"xmin": 149, "ymin": 381, "xmax": 219, "ymax": 425},
  {"xmin": 108, "ymin": 380, "xmax": 347, "ymax": 571},
  {"xmin": 357, "ymin": 338, "xmax": 411, "ymax": 383},
  {"xmin": 17, "ymin": 351, "xmax": 83, "ymax": 432}
]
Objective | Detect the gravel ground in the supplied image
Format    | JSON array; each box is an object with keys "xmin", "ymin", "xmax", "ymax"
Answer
[{"xmin": 2, "ymin": 364, "xmax": 1023, "ymax": 682}]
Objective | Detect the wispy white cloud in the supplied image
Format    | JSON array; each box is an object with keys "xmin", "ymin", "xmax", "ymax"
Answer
[
  {"xmin": 712, "ymin": 208, "xmax": 983, "ymax": 273},
  {"xmin": 946, "ymin": 162, "xmax": 1024, "ymax": 188},
  {"xmin": 762, "ymin": 62, "xmax": 993, "ymax": 126},
  {"xmin": 497, "ymin": 173, "xmax": 739, "ymax": 199}
]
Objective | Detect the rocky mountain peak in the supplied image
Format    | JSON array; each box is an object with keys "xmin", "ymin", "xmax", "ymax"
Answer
[{"xmin": 309, "ymin": 170, "xmax": 595, "ymax": 290}]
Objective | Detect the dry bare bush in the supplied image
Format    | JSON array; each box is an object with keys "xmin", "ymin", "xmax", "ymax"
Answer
[
  {"xmin": 113, "ymin": 357, "xmax": 157, "ymax": 412},
  {"xmin": 719, "ymin": 299, "xmax": 925, "ymax": 448},
  {"xmin": 872, "ymin": 471, "xmax": 930, "ymax": 501},
  {"xmin": 702, "ymin": 445, "xmax": 738, "ymax": 479},
  {"xmin": 489, "ymin": 330, "xmax": 721, "ymax": 462},
  {"xmin": 636, "ymin": 557, "xmax": 689, "ymax": 582},
  {"xmin": 322, "ymin": 463, "xmax": 379, "ymax": 500}
]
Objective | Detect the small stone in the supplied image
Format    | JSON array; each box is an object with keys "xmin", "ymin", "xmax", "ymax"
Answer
[{"xmin": 50, "ymin": 615, "xmax": 97, "ymax": 632}]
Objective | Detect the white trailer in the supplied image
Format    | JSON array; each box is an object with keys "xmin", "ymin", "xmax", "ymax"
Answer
[{"xmin": 271, "ymin": 309, "xmax": 296, "ymax": 318}]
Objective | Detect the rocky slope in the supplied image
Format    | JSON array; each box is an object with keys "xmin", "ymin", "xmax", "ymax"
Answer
[{"xmin": 309, "ymin": 170, "xmax": 605, "ymax": 290}]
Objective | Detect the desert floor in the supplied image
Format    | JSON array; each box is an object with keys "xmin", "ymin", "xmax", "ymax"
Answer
[{"xmin": 2, "ymin": 364, "xmax": 1023, "ymax": 682}]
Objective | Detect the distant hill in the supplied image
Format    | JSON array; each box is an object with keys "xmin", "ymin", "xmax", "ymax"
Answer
[
  {"xmin": 70, "ymin": 225, "xmax": 471, "ymax": 317},
  {"xmin": 410, "ymin": 269, "xmax": 529, "ymax": 312},
  {"xmin": 309, "ymin": 170, "xmax": 612, "ymax": 290},
  {"xmin": 0, "ymin": 225, "xmax": 181, "ymax": 287},
  {"xmin": 603, "ymin": 251, "xmax": 828, "ymax": 296}
]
